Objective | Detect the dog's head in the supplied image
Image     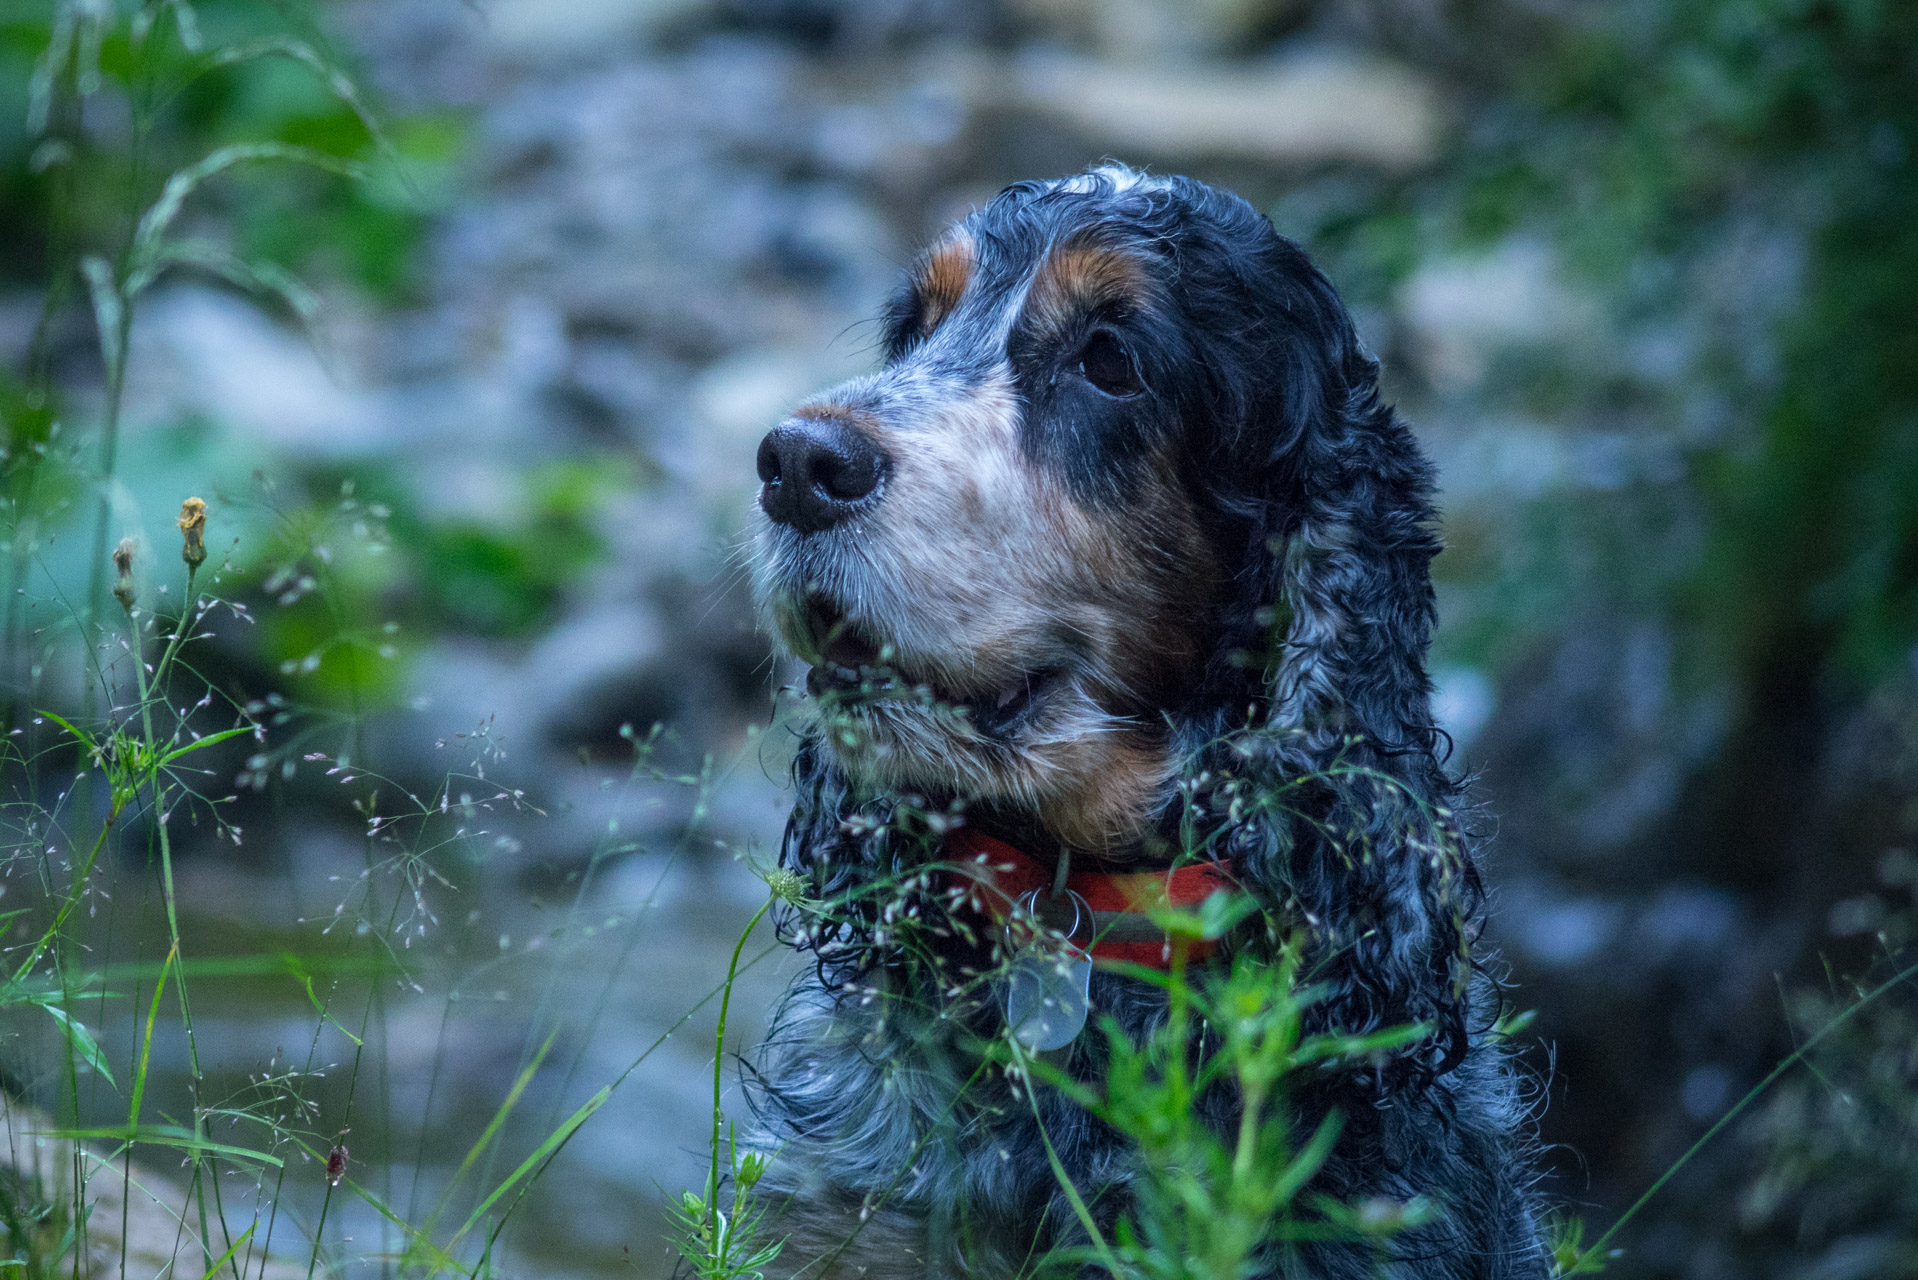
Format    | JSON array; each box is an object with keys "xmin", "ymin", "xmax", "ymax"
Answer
[{"xmin": 751, "ymin": 165, "xmax": 1443, "ymax": 853}]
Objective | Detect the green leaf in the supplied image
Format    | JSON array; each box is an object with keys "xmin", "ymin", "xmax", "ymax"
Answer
[
  {"xmin": 193, "ymin": 1221, "xmax": 254, "ymax": 1280},
  {"xmin": 332, "ymin": 1168, "xmax": 463, "ymax": 1275},
  {"xmin": 41, "ymin": 1003, "xmax": 116, "ymax": 1089},
  {"xmin": 80, "ymin": 256, "xmax": 125, "ymax": 383},
  {"xmin": 1293, "ymin": 1022, "xmax": 1434, "ymax": 1064},
  {"xmin": 36, "ymin": 710, "xmax": 98, "ymax": 756},
  {"xmin": 156, "ymin": 726, "xmax": 253, "ymax": 769},
  {"xmin": 277, "ymin": 951, "xmax": 362, "ymax": 1045},
  {"xmin": 417, "ymin": 1030, "xmax": 557, "ymax": 1243},
  {"xmin": 125, "ymin": 143, "xmax": 366, "ymax": 299},
  {"xmin": 52, "ymin": 1125, "xmax": 283, "ymax": 1167},
  {"xmin": 448, "ymin": 1083, "xmax": 612, "ymax": 1251},
  {"xmin": 1267, "ymin": 1109, "xmax": 1344, "ymax": 1207},
  {"xmin": 194, "ymin": 36, "xmax": 400, "ymax": 174},
  {"xmin": 1196, "ymin": 889, "xmax": 1263, "ymax": 938}
]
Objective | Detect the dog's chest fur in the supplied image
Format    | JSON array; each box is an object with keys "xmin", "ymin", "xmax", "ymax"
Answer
[{"xmin": 751, "ymin": 963, "xmax": 1545, "ymax": 1280}]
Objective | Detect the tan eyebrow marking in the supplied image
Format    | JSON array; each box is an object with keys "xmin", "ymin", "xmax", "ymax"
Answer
[
  {"xmin": 910, "ymin": 231, "xmax": 975, "ymax": 339},
  {"xmin": 1021, "ymin": 240, "xmax": 1151, "ymax": 342}
]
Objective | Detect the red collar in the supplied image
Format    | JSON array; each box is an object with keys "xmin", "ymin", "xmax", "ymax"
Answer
[{"xmin": 944, "ymin": 827, "xmax": 1238, "ymax": 970}]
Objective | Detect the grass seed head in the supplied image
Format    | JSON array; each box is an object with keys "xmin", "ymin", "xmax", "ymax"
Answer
[{"xmin": 765, "ymin": 867, "xmax": 806, "ymax": 905}]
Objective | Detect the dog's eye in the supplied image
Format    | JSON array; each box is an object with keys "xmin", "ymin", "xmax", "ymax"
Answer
[{"xmin": 1075, "ymin": 330, "xmax": 1142, "ymax": 397}]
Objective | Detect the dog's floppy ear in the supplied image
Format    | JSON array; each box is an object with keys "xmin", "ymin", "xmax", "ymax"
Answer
[
  {"xmin": 1200, "ymin": 237, "xmax": 1444, "ymax": 764},
  {"xmin": 1184, "ymin": 218, "xmax": 1475, "ymax": 1089}
]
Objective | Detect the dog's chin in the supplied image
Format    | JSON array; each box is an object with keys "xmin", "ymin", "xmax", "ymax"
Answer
[
  {"xmin": 805, "ymin": 660, "xmax": 1066, "ymax": 738},
  {"xmin": 779, "ymin": 590, "xmax": 1065, "ymax": 755},
  {"xmin": 802, "ymin": 661, "xmax": 1175, "ymax": 852},
  {"xmin": 767, "ymin": 590, "xmax": 1174, "ymax": 845},
  {"xmin": 803, "ymin": 662, "xmax": 1068, "ymax": 787}
]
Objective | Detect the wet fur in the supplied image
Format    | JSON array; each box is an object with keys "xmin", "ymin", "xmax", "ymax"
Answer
[{"xmin": 746, "ymin": 167, "xmax": 1550, "ymax": 1278}]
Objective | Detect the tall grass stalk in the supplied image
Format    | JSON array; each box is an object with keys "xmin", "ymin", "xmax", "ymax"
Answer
[{"xmin": 1556, "ymin": 950, "xmax": 1918, "ymax": 1276}]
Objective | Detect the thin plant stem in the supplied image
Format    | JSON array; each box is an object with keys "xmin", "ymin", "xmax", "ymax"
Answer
[
  {"xmin": 122, "ymin": 584, "xmax": 225, "ymax": 1275},
  {"xmin": 1569, "ymin": 952, "xmax": 1918, "ymax": 1274},
  {"xmin": 706, "ymin": 897, "xmax": 773, "ymax": 1234}
]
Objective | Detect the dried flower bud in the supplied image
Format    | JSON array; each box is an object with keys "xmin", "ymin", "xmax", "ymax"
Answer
[
  {"xmin": 177, "ymin": 496, "xmax": 206, "ymax": 569},
  {"xmin": 111, "ymin": 538, "xmax": 137, "ymax": 610}
]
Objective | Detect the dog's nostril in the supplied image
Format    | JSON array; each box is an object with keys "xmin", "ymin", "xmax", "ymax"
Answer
[
  {"xmin": 757, "ymin": 416, "xmax": 889, "ymax": 533},
  {"xmin": 755, "ymin": 433, "xmax": 783, "ymax": 486},
  {"xmin": 815, "ymin": 443, "xmax": 881, "ymax": 502}
]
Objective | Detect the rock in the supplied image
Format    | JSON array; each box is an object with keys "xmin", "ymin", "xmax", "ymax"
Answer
[
  {"xmin": 131, "ymin": 287, "xmax": 380, "ymax": 456},
  {"xmin": 1006, "ymin": 49, "xmax": 1446, "ymax": 169},
  {"xmin": 1398, "ymin": 237, "xmax": 1597, "ymax": 389},
  {"xmin": 479, "ymin": 0, "xmax": 713, "ymax": 59},
  {"xmin": 1009, "ymin": 0, "xmax": 1296, "ymax": 61}
]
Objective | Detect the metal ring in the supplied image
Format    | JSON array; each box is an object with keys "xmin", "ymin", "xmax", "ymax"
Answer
[{"xmin": 1017, "ymin": 887, "xmax": 1091, "ymax": 948}]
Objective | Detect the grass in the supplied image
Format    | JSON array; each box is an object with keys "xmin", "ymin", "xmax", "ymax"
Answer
[{"xmin": 2, "ymin": 476, "xmax": 792, "ymax": 1279}]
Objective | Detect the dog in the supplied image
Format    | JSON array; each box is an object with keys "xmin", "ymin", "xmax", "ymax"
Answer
[{"xmin": 744, "ymin": 165, "xmax": 1549, "ymax": 1279}]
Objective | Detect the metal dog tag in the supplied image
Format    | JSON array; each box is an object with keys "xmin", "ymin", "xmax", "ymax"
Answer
[
  {"xmin": 1007, "ymin": 948, "xmax": 1092, "ymax": 1050},
  {"xmin": 1006, "ymin": 890, "xmax": 1093, "ymax": 1051}
]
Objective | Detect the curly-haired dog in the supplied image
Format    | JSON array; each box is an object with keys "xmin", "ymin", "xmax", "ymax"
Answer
[{"xmin": 745, "ymin": 166, "xmax": 1549, "ymax": 1279}]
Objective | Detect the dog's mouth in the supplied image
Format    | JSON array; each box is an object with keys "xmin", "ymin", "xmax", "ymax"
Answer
[{"xmin": 796, "ymin": 594, "xmax": 1062, "ymax": 738}]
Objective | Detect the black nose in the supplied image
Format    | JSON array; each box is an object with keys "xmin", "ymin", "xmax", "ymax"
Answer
[{"xmin": 756, "ymin": 416, "xmax": 889, "ymax": 533}]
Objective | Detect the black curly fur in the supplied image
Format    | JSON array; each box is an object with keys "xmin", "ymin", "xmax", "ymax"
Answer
[{"xmin": 748, "ymin": 167, "xmax": 1550, "ymax": 1279}]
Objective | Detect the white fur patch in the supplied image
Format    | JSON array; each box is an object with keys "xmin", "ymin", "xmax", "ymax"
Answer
[{"xmin": 1049, "ymin": 163, "xmax": 1165, "ymax": 195}]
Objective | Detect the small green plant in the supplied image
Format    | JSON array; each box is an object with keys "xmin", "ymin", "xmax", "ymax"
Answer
[
  {"xmin": 1016, "ymin": 898, "xmax": 1435, "ymax": 1280},
  {"xmin": 669, "ymin": 885, "xmax": 785, "ymax": 1280},
  {"xmin": 1542, "ymin": 1213, "xmax": 1600, "ymax": 1276},
  {"xmin": 0, "ymin": 1158, "xmax": 75, "ymax": 1280}
]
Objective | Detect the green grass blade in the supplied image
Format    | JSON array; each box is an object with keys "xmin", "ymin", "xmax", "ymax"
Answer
[
  {"xmin": 1566, "ymin": 951, "xmax": 1918, "ymax": 1273},
  {"xmin": 34, "ymin": 710, "xmax": 99, "ymax": 758},
  {"xmin": 155, "ymin": 726, "xmax": 251, "ymax": 769},
  {"xmin": 1013, "ymin": 1060, "xmax": 1124, "ymax": 1278},
  {"xmin": 41, "ymin": 1003, "xmax": 116, "ymax": 1090},
  {"xmin": 1267, "ymin": 1109, "xmax": 1343, "ymax": 1207},
  {"xmin": 126, "ymin": 144, "xmax": 366, "ymax": 297},
  {"xmin": 52, "ymin": 1126, "xmax": 283, "ymax": 1168},
  {"xmin": 447, "ymin": 1084, "xmax": 614, "ymax": 1253},
  {"xmin": 419, "ymin": 1030, "xmax": 559, "ymax": 1240},
  {"xmin": 193, "ymin": 1222, "xmax": 255, "ymax": 1280},
  {"xmin": 128, "ymin": 945, "xmax": 175, "ymax": 1124},
  {"xmin": 329, "ymin": 1171, "xmax": 463, "ymax": 1275}
]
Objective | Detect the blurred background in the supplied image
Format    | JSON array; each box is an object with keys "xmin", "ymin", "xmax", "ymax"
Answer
[{"xmin": 1, "ymin": 0, "xmax": 1915, "ymax": 1277}]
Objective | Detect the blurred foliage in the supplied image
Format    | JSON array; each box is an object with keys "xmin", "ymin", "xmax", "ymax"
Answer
[
  {"xmin": 1480, "ymin": 0, "xmax": 1914, "ymax": 690},
  {"xmin": 1289, "ymin": 0, "xmax": 1916, "ymax": 1273},
  {"xmin": 400, "ymin": 460, "xmax": 626, "ymax": 640},
  {"xmin": 1741, "ymin": 992, "xmax": 1918, "ymax": 1280},
  {"xmin": 1398, "ymin": 1, "xmax": 1917, "ymax": 1273},
  {"xmin": 1733, "ymin": 751, "xmax": 1918, "ymax": 1280},
  {"xmin": 235, "ymin": 457, "xmax": 625, "ymax": 708},
  {"xmin": 0, "ymin": 1159, "xmax": 73, "ymax": 1280},
  {"xmin": 0, "ymin": 0, "xmax": 458, "ymax": 302},
  {"xmin": 1285, "ymin": 0, "xmax": 1917, "ymax": 695},
  {"xmin": 0, "ymin": 0, "xmax": 498, "ymax": 728}
]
